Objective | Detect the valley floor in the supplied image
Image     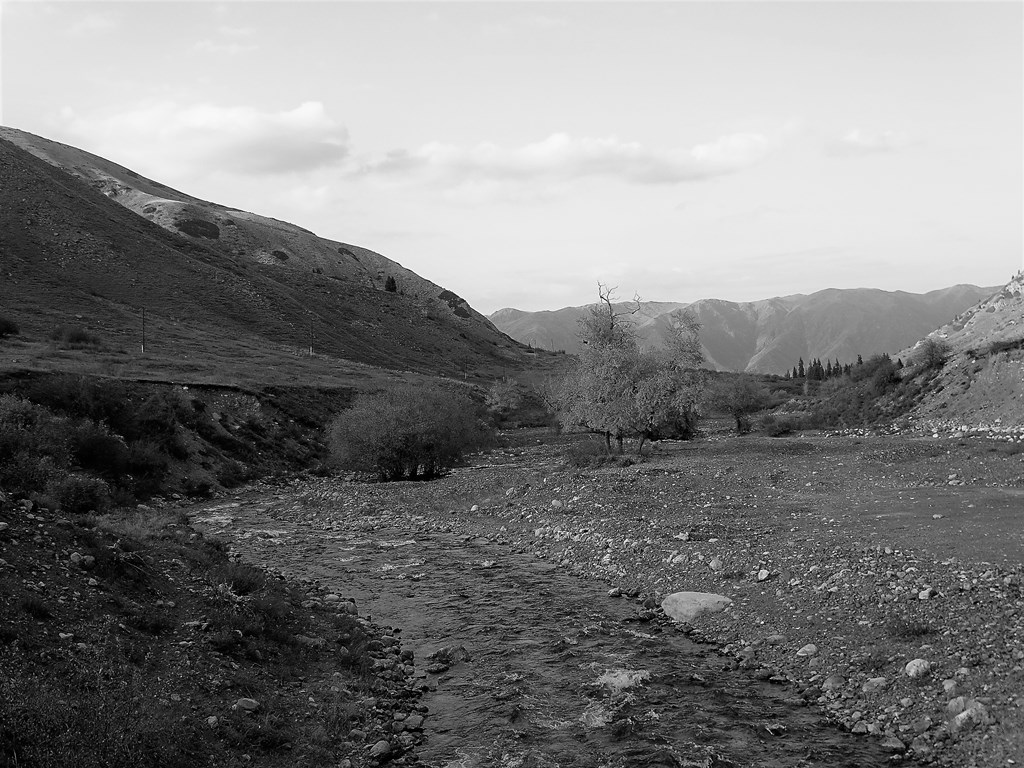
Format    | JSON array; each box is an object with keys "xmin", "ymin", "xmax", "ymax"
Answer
[{"xmin": 191, "ymin": 430, "xmax": 1024, "ymax": 767}]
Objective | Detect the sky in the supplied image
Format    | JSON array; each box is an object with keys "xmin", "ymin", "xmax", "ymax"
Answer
[{"xmin": 1, "ymin": 1, "xmax": 1021, "ymax": 313}]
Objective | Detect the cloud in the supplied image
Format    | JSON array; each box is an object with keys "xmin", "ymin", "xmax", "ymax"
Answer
[
  {"xmin": 826, "ymin": 129, "xmax": 914, "ymax": 157},
  {"xmin": 60, "ymin": 101, "xmax": 349, "ymax": 176},
  {"xmin": 192, "ymin": 38, "xmax": 257, "ymax": 55},
  {"xmin": 353, "ymin": 131, "xmax": 773, "ymax": 186},
  {"xmin": 63, "ymin": 11, "xmax": 119, "ymax": 37}
]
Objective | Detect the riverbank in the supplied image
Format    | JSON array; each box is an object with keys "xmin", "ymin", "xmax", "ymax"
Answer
[{"xmin": 192, "ymin": 430, "xmax": 1024, "ymax": 766}]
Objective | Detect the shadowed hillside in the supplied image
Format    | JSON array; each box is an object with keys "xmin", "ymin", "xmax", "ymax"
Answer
[{"xmin": 0, "ymin": 130, "xmax": 544, "ymax": 386}]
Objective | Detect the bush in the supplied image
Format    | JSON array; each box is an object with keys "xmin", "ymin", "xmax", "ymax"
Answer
[
  {"xmin": 0, "ymin": 315, "xmax": 19, "ymax": 338},
  {"xmin": 69, "ymin": 420, "xmax": 129, "ymax": 479},
  {"xmin": 914, "ymin": 338, "xmax": 951, "ymax": 370},
  {"xmin": 563, "ymin": 439, "xmax": 637, "ymax": 469},
  {"xmin": 49, "ymin": 324, "xmax": 103, "ymax": 349},
  {"xmin": 759, "ymin": 413, "xmax": 803, "ymax": 437},
  {"xmin": 330, "ymin": 383, "xmax": 494, "ymax": 481},
  {"xmin": 47, "ymin": 473, "xmax": 111, "ymax": 514}
]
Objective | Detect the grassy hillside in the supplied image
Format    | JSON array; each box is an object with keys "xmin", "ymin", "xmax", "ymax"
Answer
[{"xmin": 0, "ymin": 133, "xmax": 554, "ymax": 389}]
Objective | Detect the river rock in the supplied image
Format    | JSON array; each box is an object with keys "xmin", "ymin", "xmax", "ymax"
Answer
[
  {"xmin": 369, "ymin": 740, "xmax": 391, "ymax": 758},
  {"xmin": 950, "ymin": 700, "xmax": 991, "ymax": 733},
  {"xmin": 660, "ymin": 591, "xmax": 732, "ymax": 623},
  {"xmin": 905, "ymin": 658, "xmax": 931, "ymax": 679},
  {"xmin": 880, "ymin": 735, "xmax": 906, "ymax": 754},
  {"xmin": 862, "ymin": 677, "xmax": 888, "ymax": 694}
]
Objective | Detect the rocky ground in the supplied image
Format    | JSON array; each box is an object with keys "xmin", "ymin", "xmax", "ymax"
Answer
[{"xmin": 189, "ymin": 428, "xmax": 1024, "ymax": 767}]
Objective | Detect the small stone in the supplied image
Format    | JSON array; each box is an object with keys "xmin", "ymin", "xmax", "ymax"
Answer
[
  {"xmin": 862, "ymin": 677, "xmax": 888, "ymax": 694},
  {"xmin": 942, "ymin": 679, "xmax": 957, "ymax": 694},
  {"xmin": 0, "ymin": 522, "xmax": 9, "ymax": 533},
  {"xmin": 608, "ymin": 587, "xmax": 622, "ymax": 597},
  {"xmin": 796, "ymin": 643, "xmax": 817, "ymax": 658},
  {"xmin": 233, "ymin": 698, "xmax": 259, "ymax": 712},
  {"xmin": 368, "ymin": 740, "xmax": 391, "ymax": 758},
  {"xmin": 757, "ymin": 569, "xmax": 770, "ymax": 582},
  {"xmin": 470, "ymin": 505, "xmax": 479, "ymax": 512},
  {"xmin": 70, "ymin": 552, "xmax": 82, "ymax": 564},
  {"xmin": 879, "ymin": 735, "xmax": 906, "ymax": 754},
  {"xmin": 709, "ymin": 557, "xmax": 724, "ymax": 572},
  {"xmin": 821, "ymin": 674, "xmax": 844, "ymax": 691},
  {"xmin": 405, "ymin": 714, "xmax": 424, "ymax": 729},
  {"xmin": 950, "ymin": 701, "xmax": 991, "ymax": 733},
  {"xmin": 918, "ymin": 587, "xmax": 937, "ymax": 600},
  {"xmin": 904, "ymin": 659, "xmax": 932, "ymax": 679},
  {"xmin": 765, "ymin": 634, "xmax": 786, "ymax": 645},
  {"xmin": 206, "ymin": 716, "xmax": 219, "ymax": 728},
  {"xmin": 324, "ymin": 594, "xmax": 342, "ymax": 602},
  {"xmin": 550, "ymin": 500, "xmax": 563, "ymax": 510},
  {"xmin": 946, "ymin": 696, "xmax": 967, "ymax": 716}
]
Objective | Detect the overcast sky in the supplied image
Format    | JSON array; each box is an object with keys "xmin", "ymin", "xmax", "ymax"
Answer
[{"xmin": 2, "ymin": 1, "xmax": 1021, "ymax": 313}]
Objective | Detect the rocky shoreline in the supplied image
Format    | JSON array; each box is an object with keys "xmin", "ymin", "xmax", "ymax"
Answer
[{"xmin": 203, "ymin": 431, "xmax": 1023, "ymax": 766}]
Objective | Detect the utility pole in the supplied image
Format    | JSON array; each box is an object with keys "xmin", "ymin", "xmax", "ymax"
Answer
[
  {"xmin": 308, "ymin": 316, "xmax": 313, "ymax": 357},
  {"xmin": 141, "ymin": 307, "xmax": 146, "ymax": 354}
]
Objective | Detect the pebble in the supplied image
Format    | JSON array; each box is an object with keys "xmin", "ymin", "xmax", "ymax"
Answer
[
  {"xmin": 796, "ymin": 643, "xmax": 817, "ymax": 658},
  {"xmin": 233, "ymin": 698, "xmax": 259, "ymax": 712},
  {"xmin": 0, "ymin": 522, "xmax": 8, "ymax": 532},
  {"xmin": 862, "ymin": 677, "xmax": 888, "ymax": 694},
  {"xmin": 904, "ymin": 659, "xmax": 931, "ymax": 679},
  {"xmin": 369, "ymin": 740, "xmax": 391, "ymax": 758}
]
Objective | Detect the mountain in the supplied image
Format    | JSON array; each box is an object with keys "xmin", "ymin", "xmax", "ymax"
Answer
[
  {"xmin": 490, "ymin": 286, "xmax": 998, "ymax": 375},
  {"xmin": 0, "ymin": 127, "xmax": 536, "ymax": 385},
  {"xmin": 900, "ymin": 272, "xmax": 1024, "ymax": 427}
]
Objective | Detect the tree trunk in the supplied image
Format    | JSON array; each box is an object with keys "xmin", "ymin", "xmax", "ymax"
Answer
[
  {"xmin": 636, "ymin": 434, "xmax": 647, "ymax": 455},
  {"xmin": 604, "ymin": 431, "xmax": 612, "ymax": 452},
  {"xmin": 616, "ymin": 434, "xmax": 624, "ymax": 454}
]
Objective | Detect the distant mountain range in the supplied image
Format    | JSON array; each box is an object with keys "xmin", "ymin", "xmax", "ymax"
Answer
[
  {"xmin": 0, "ymin": 127, "xmax": 535, "ymax": 381},
  {"xmin": 490, "ymin": 285, "xmax": 998, "ymax": 375}
]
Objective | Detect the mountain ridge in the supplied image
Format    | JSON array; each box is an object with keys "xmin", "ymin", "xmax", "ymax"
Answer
[{"xmin": 490, "ymin": 284, "xmax": 999, "ymax": 375}]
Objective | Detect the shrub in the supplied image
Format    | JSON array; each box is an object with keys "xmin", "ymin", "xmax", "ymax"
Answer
[
  {"xmin": 914, "ymin": 338, "xmax": 951, "ymax": 370},
  {"xmin": 0, "ymin": 315, "xmax": 19, "ymax": 338},
  {"xmin": 330, "ymin": 383, "xmax": 494, "ymax": 481},
  {"xmin": 759, "ymin": 413, "xmax": 802, "ymax": 437},
  {"xmin": 47, "ymin": 473, "xmax": 111, "ymax": 514},
  {"xmin": 69, "ymin": 420, "xmax": 129, "ymax": 479},
  {"xmin": 563, "ymin": 439, "xmax": 637, "ymax": 469},
  {"xmin": 50, "ymin": 324, "xmax": 103, "ymax": 348}
]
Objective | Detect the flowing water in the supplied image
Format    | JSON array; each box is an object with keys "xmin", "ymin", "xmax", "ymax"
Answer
[{"xmin": 195, "ymin": 493, "xmax": 893, "ymax": 768}]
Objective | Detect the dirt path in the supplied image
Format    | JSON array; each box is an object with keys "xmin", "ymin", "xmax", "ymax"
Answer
[{"xmin": 194, "ymin": 492, "xmax": 891, "ymax": 768}]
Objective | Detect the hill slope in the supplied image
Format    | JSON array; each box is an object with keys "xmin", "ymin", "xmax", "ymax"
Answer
[
  {"xmin": 901, "ymin": 272, "xmax": 1024, "ymax": 428},
  {"xmin": 490, "ymin": 286, "xmax": 996, "ymax": 374},
  {"xmin": 0, "ymin": 128, "xmax": 535, "ymax": 385}
]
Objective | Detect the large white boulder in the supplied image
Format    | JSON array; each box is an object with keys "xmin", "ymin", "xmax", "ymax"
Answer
[{"xmin": 660, "ymin": 591, "xmax": 732, "ymax": 623}]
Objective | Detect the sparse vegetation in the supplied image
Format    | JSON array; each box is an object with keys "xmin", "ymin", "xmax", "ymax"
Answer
[{"xmin": 706, "ymin": 374, "xmax": 771, "ymax": 434}]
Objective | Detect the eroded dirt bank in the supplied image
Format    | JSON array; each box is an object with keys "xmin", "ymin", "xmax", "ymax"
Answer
[{"xmin": 193, "ymin": 432, "xmax": 1024, "ymax": 767}]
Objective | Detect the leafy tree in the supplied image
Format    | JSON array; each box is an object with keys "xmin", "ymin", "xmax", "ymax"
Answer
[
  {"xmin": 485, "ymin": 378, "xmax": 522, "ymax": 423},
  {"xmin": 556, "ymin": 285, "xmax": 704, "ymax": 453},
  {"xmin": 330, "ymin": 383, "xmax": 493, "ymax": 480},
  {"xmin": 707, "ymin": 374, "xmax": 771, "ymax": 434},
  {"xmin": 384, "ymin": 276, "xmax": 397, "ymax": 293},
  {"xmin": 914, "ymin": 338, "xmax": 951, "ymax": 370}
]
